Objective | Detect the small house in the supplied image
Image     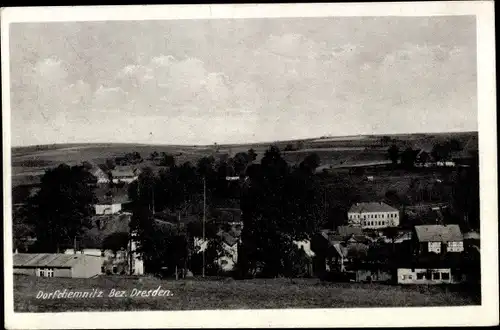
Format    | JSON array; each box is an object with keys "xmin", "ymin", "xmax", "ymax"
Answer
[
  {"xmin": 87, "ymin": 163, "xmax": 110, "ymax": 184},
  {"xmin": 111, "ymin": 168, "xmax": 141, "ymax": 184},
  {"xmin": 397, "ymin": 267, "xmax": 463, "ymax": 285},
  {"xmin": 94, "ymin": 188, "xmax": 130, "ymax": 215},
  {"xmin": 413, "ymin": 224, "xmax": 464, "ymax": 255},
  {"xmin": 13, "ymin": 253, "xmax": 103, "ymax": 278},
  {"xmin": 194, "ymin": 221, "xmax": 244, "ymax": 272}
]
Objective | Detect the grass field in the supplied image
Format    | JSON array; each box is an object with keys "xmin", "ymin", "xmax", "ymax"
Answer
[{"xmin": 14, "ymin": 275, "xmax": 479, "ymax": 312}]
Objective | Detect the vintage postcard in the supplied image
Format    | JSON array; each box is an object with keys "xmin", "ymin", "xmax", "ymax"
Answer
[{"xmin": 1, "ymin": 2, "xmax": 498, "ymax": 329}]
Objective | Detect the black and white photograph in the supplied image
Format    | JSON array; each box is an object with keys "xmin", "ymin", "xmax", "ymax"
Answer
[{"xmin": 2, "ymin": 2, "xmax": 497, "ymax": 329}]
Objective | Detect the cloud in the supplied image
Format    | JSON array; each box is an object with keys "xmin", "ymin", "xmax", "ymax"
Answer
[
  {"xmin": 108, "ymin": 55, "xmax": 263, "ymax": 121},
  {"xmin": 9, "ymin": 18, "xmax": 477, "ymax": 146}
]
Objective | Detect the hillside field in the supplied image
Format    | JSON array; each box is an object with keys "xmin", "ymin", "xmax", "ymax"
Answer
[
  {"xmin": 11, "ymin": 132, "xmax": 478, "ymax": 188},
  {"xmin": 14, "ymin": 275, "xmax": 479, "ymax": 312}
]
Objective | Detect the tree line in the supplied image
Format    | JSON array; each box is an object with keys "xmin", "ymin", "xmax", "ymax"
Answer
[{"xmin": 13, "ymin": 142, "xmax": 479, "ymax": 277}]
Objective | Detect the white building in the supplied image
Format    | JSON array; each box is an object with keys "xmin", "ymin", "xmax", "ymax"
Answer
[
  {"xmin": 397, "ymin": 268, "xmax": 462, "ymax": 284},
  {"xmin": 95, "ymin": 203, "xmax": 122, "ymax": 215},
  {"xmin": 111, "ymin": 169, "xmax": 140, "ymax": 184},
  {"xmin": 63, "ymin": 242, "xmax": 144, "ymax": 276},
  {"xmin": 347, "ymin": 202, "xmax": 400, "ymax": 229}
]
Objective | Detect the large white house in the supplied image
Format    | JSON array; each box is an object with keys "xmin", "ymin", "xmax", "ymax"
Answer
[{"xmin": 347, "ymin": 202, "xmax": 400, "ymax": 229}]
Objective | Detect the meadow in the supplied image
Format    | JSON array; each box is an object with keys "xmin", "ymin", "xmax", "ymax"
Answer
[{"xmin": 14, "ymin": 275, "xmax": 479, "ymax": 312}]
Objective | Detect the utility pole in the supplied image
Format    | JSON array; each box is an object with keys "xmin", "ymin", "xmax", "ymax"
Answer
[
  {"xmin": 202, "ymin": 176, "xmax": 206, "ymax": 278},
  {"xmin": 152, "ymin": 185, "xmax": 155, "ymax": 214}
]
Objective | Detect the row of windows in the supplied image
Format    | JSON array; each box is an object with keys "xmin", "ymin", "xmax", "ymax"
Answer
[
  {"xmin": 429, "ymin": 242, "xmax": 464, "ymax": 253},
  {"xmin": 350, "ymin": 213, "xmax": 398, "ymax": 219},
  {"xmin": 363, "ymin": 220, "xmax": 388, "ymax": 227},
  {"xmin": 403, "ymin": 272, "xmax": 450, "ymax": 281}
]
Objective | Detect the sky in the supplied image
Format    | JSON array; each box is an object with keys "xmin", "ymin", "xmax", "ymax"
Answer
[{"xmin": 9, "ymin": 16, "xmax": 477, "ymax": 146}]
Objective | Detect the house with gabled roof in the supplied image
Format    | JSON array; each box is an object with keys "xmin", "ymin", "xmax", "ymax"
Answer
[
  {"xmin": 94, "ymin": 188, "xmax": 130, "ymax": 215},
  {"xmin": 111, "ymin": 168, "xmax": 140, "ymax": 184},
  {"xmin": 14, "ymin": 253, "xmax": 103, "ymax": 278},
  {"xmin": 348, "ymin": 202, "xmax": 400, "ymax": 228},
  {"xmin": 413, "ymin": 224, "xmax": 464, "ymax": 255},
  {"xmin": 87, "ymin": 163, "xmax": 110, "ymax": 184},
  {"xmin": 62, "ymin": 213, "xmax": 144, "ymax": 275}
]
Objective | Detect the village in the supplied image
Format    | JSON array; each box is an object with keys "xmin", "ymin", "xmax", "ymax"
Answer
[{"xmin": 12, "ymin": 136, "xmax": 481, "ymax": 288}]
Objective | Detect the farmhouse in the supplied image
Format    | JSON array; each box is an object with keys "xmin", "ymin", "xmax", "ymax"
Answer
[
  {"xmin": 194, "ymin": 221, "xmax": 243, "ymax": 272},
  {"xmin": 311, "ymin": 229, "xmax": 370, "ymax": 273},
  {"xmin": 94, "ymin": 189, "xmax": 130, "ymax": 215},
  {"xmin": 413, "ymin": 224, "xmax": 464, "ymax": 254},
  {"xmin": 88, "ymin": 164, "xmax": 110, "ymax": 184},
  {"xmin": 347, "ymin": 202, "xmax": 400, "ymax": 229},
  {"xmin": 111, "ymin": 168, "xmax": 141, "ymax": 183},
  {"xmin": 14, "ymin": 253, "xmax": 103, "ymax": 278}
]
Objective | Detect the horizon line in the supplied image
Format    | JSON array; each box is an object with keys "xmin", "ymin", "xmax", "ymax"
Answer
[{"xmin": 10, "ymin": 129, "xmax": 479, "ymax": 149}]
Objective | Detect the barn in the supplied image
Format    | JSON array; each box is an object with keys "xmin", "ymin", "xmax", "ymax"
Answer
[{"xmin": 13, "ymin": 253, "xmax": 103, "ymax": 278}]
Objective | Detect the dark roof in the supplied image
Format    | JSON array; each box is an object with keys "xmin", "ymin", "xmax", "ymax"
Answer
[
  {"xmin": 95, "ymin": 187, "xmax": 130, "ymax": 204},
  {"xmin": 337, "ymin": 226, "xmax": 363, "ymax": 237},
  {"xmin": 14, "ymin": 253, "xmax": 101, "ymax": 268},
  {"xmin": 414, "ymin": 224, "xmax": 463, "ymax": 242},
  {"xmin": 348, "ymin": 234, "xmax": 373, "ymax": 244},
  {"xmin": 320, "ymin": 229, "xmax": 344, "ymax": 244},
  {"xmin": 72, "ymin": 214, "xmax": 131, "ymax": 249},
  {"xmin": 348, "ymin": 202, "xmax": 398, "ymax": 213},
  {"xmin": 111, "ymin": 170, "xmax": 137, "ymax": 178}
]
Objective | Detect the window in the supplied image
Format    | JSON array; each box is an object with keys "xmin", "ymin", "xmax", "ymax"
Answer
[
  {"xmin": 429, "ymin": 242, "xmax": 441, "ymax": 253},
  {"xmin": 36, "ymin": 268, "xmax": 44, "ymax": 277},
  {"xmin": 417, "ymin": 272, "xmax": 425, "ymax": 280},
  {"xmin": 382, "ymin": 214, "xmax": 385, "ymax": 218},
  {"xmin": 101, "ymin": 266, "xmax": 105, "ymax": 273},
  {"xmin": 432, "ymin": 272, "xmax": 441, "ymax": 280},
  {"xmin": 375, "ymin": 214, "xmax": 377, "ymax": 219},
  {"xmin": 46, "ymin": 268, "xmax": 54, "ymax": 277},
  {"xmin": 441, "ymin": 272, "xmax": 450, "ymax": 280},
  {"xmin": 447, "ymin": 241, "xmax": 463, "ymax": 252},
  {"xmin": 408, "ymin": 275, "xmax": 413, "ymax": 280}
]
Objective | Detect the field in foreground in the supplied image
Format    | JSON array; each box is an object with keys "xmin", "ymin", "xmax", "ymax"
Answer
[{"xmin": 14, "ymin": 275, "xmax": 480, "ymax": 312}]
